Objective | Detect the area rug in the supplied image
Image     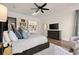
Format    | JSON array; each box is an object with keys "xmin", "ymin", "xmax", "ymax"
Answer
[{"xmin": 34, "ymin": 43, "xmax": 73, "ymax": 55}]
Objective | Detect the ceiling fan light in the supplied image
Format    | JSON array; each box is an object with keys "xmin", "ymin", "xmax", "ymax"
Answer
[
  {"xmin": 32, "ymin": 11, "xmax": 40, "ymax": 15},
  {"xmin": 32, "ymin": 12, "xmax": 36, "ymax": 15}
]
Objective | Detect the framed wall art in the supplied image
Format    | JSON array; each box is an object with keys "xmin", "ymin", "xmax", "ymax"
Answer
[
  {"xmin": 28, "ymin": 20, "xmax": 38, "ymax": 33},
  {"xmin": 19, "ymin": 19, "xmax": 28, "ymax": 30}
]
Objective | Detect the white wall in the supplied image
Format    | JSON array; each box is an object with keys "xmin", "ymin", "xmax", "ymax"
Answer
[
  {"xmin": 7, "ymin": 4, "xmax": 79, "ymax": 41},
  {"xmin": 43, "ymin": 6, "xmax": 77, "ymax": 41},
  {"xmin": 7, "ymin": 11, "xmax": 43, "ymax": 34}
]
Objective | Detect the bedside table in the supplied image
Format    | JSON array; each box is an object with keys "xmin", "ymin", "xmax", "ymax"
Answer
[{"xmin": 0, "ymin": 43, "xmax": 3, "ymax": 55}]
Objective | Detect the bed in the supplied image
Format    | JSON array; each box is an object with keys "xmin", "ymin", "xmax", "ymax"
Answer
[
  {"xmin": 12, "ymin": 34, "xmax": 49, "ymax": 55},
  {"xmin": 3, "ymin": 17, "xmax": 49, "ymax": 55}
]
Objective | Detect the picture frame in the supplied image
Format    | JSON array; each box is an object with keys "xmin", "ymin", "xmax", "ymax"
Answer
[
  {"xmin": 28, "ymin": 20, "xmax": 37, "ymax": 33},
  {"xmin": 20, "ymin": 19, "xmax": 28, "ymax": 30}
]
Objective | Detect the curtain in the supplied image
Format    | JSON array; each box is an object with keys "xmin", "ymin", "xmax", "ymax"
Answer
[{"xmin": 74, "ymin": 10, "xmax": 79, "ymax": 36}]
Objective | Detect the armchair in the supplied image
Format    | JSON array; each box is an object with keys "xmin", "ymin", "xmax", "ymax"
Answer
[
  {"xmin": 71, "ymin": 36, "xmax": 79, "ymax": 54},
  {"xmin": 71, "ymin": 36, "xmax": 79, "ymax": 49}
]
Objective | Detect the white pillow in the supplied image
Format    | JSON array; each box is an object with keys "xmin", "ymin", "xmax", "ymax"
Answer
[
  {"xmin": 3, "ymin": 31, "xmax": 11, "ymax": 47},
  {"xmin": 3, "ymin": 31, "xmax": 11, "ymax": 43},
  {"xmin": 9, "ymin": 31, "xmax": 18, "ymax": 42}
]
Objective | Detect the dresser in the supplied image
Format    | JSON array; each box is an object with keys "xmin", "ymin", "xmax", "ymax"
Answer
[{"xmin": 47, "ymin": 30, "xmax": 61, "ymax": 40}]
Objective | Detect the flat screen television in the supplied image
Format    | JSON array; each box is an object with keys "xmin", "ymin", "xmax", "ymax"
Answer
[{"xmin": 49, "ymin": 23, "xmax": 59, "ymax": 29}]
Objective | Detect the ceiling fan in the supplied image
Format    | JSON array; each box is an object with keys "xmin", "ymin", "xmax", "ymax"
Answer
[{"xmin": 32, "ymin": 3, "xmax": 49, "ymax": 13}]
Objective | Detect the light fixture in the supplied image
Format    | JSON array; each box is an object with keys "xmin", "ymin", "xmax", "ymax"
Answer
[
  {"xmin": 0, "ymin": 4, "xmax": 7, "ymax": 22},
  {"xmin": 0, "ymin": 4, "xmax": 7, "ymax": 55},
  {"xmin": 32, "ymin": 10, "xmax": 40, "ymax": 15}
]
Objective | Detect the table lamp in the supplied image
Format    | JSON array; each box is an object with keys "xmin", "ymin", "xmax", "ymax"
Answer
[{"xmin": 0, "ymin": 4, "xmax": 7, "ymax": 55}]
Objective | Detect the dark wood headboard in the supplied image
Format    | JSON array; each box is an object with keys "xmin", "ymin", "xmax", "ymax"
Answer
[{"xmin": 7, "ymin": 17, "xmax": 16, "ymax": 31}]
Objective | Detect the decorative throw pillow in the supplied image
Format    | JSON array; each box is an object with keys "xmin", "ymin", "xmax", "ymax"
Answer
[
  {"xmin": 22, "ymin": 30, "xmax": 29, "ymax": 39},
  {"xmin": 11, "ymin": 24, "xmax": 23, "ymax": 39},
  {"xmin": 14, "ymin": 30, "xmax": 23, "ymax": 39},
  {"xmin": 9, "ymin": 31, "xmax": 18, "ymax": 42},
  {"xmin": 18, "ymin": 28, "xmax": 23, "ymax": 39}
]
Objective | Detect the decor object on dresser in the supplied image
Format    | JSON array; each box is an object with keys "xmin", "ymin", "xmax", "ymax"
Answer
[{"xmin": 0, "ymin": 4, "xmax": 7, "ymax": 55}]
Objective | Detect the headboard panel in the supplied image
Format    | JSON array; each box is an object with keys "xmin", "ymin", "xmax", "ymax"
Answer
[{"xmin": 7, "ymin": 17, "xmax": 16, "ymax": 31}]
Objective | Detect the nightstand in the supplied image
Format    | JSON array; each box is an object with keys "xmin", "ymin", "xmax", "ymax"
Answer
[{"xmin": 0, "ymin": 43, "xmax": 3, "ymax": 55}]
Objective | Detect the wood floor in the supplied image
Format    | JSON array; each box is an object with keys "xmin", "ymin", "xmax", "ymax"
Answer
[{"xmin": 48, "ymin": 39, "xmax": 74, "ymax": 52}]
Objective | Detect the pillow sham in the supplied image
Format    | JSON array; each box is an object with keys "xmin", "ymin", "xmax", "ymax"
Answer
[{"xmin": 9, "ymin": 31, "xmax": 18, "ymax": 42}]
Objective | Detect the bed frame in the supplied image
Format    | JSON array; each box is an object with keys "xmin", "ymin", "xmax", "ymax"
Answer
[{"xmin": 13, "ymin": 42, "xmax": 49, "ymax": 55}]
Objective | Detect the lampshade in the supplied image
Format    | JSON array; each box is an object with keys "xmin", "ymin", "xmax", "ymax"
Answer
[{"xmin": 0, "ymin": 4, "xmax": 7, "ymax": 22}]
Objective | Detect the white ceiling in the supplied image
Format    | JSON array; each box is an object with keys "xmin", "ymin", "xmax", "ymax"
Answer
[{"xmin": 2, "ymin": 3, "xmax": 79, "ymax": 19}]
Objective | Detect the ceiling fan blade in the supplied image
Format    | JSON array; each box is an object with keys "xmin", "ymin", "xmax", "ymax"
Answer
[
  {"xmin": 41, "ymin": 3, "xmax": 47, "ymax": 7},
  {"xmin": 36, "ymin": 9, "xmax": 39, "ymax": 12},
  {"xmin": 34, "ymin": 3, "xmax": 39, "ymax": 8},
  {"xmin": 42, "ymin": 8, "xmax": 49, "ymax": 10},
  {"xmin": 41, "ymin": 10, "xmax": 44, "ymax": 13},
  {"xmin": 31, "ymin": 8, "xmax": 38, "ymax": 9}
]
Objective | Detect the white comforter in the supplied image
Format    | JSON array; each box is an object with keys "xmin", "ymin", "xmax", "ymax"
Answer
[{"xmin": 12, "ymin": 34, "xmax": 48, "ymax": 54}]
